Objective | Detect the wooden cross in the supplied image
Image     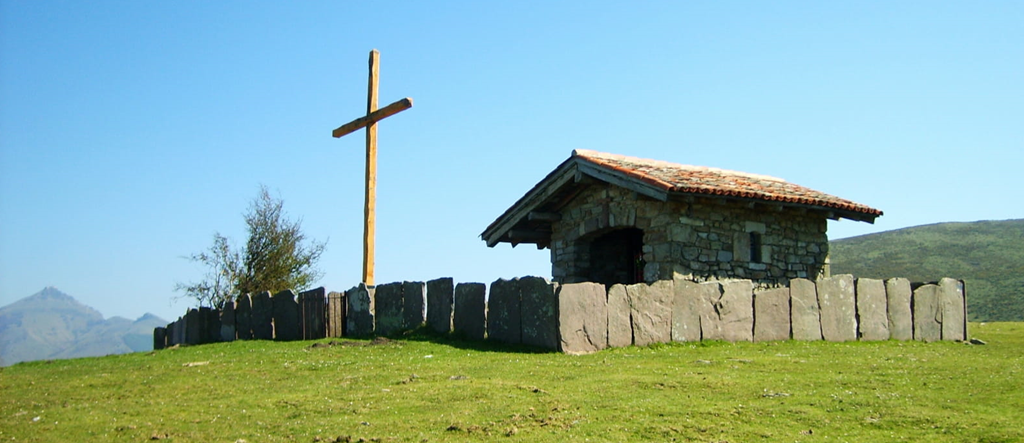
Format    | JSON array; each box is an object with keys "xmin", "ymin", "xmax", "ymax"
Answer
[{"xmin": 332, "ymin": 49, "xmax": 413, "ymax": 286}]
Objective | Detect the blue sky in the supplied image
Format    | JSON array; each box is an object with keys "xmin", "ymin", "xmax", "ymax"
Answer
[{"xmin": 1, "ymin": 1, "xmax": 1021, "ymax": 321}]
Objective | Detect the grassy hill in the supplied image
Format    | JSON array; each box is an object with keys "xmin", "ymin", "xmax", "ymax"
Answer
[
  {"xmin": 1, "ymin": 326, "xmax": 1022, "ymax": 442},
  {"xmin": 830, "ymin": 219, "xmax": 1024, "ymax": 322}
]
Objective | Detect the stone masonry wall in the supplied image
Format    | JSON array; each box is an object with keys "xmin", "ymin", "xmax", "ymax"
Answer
[{"xmin": 549, "ymin": 184, "xmax": 829, "ymax": 288}]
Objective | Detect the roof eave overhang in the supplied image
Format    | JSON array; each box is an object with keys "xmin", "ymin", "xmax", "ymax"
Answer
[{"xmin": 480, "ymin": 157, "xmax": 582, "ymax": 248}]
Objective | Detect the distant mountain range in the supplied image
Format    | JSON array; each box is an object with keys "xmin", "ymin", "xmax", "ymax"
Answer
[
  {"xmin": 830, "ymin": 219, "xmax": 1024, "ymax": 322},
  {"xmin": 0, "ymin": 287, "xmax": 167, "ymax": 366}
]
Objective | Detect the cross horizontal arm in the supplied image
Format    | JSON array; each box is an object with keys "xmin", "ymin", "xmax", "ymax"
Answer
[{"xmin": 332, "ymin": 97, "xmax": 414, "ymax": 138}]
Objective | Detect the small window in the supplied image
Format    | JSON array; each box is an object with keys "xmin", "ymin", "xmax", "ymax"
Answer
[{"xmin": 749, "ymin": 232, "xmax": 763, "ymax": 263}]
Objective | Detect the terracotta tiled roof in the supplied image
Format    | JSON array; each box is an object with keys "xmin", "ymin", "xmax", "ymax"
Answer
[
  {"xmin": 573, "ymin": 150, "xmax": 883, "ymax": 217},
  {"xmin": 481, "ymin": 150, "xmax": 882, "ymax": 247}
]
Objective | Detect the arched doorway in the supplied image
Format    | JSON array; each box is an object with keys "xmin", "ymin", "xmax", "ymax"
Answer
[{"xmin": 585, "ymin": 228, "xmax": 644, "ymax": 286}]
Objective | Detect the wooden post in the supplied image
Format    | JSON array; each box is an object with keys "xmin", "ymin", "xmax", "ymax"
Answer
[
  {"xmin": 332, "ymin": 49, "xmax": 413, "ymax": 286},
  {"xmin": 364, "ymin": 50, "xmax": 379, "ymax": 286}
]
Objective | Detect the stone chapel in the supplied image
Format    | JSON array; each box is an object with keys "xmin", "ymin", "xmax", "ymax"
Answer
[{"xmin": 481, "ymin": 150, "xmax": 882, "ymax": 288}]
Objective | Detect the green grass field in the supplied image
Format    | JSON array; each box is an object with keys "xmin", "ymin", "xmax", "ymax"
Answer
[{"xmin": 2, "ymin": 323, "xmax": 1022, "ymax": 442}]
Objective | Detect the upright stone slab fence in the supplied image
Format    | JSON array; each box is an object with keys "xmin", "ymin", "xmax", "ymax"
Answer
[
  {"xmin": 374, "ymin": 282, "xmax": 404, "ymax": 337},
  {"xmin": 201, "ymin": 307, "xmax": 220, "ymax": 344},
  {"xmin": 606, "ymin": 284, "xmax": 631, "ymax": 347},
  {"xmin": 298, "ymin": 287, "xmax": 326, "ymax": 340},
  {"xmin": 719, "ymin": 280, "xmax": 755, "ymax": 342},
  {"xmin": 556, "ymin": 282, "xmax": 607, "ymax": 354},
  {"xmin": 886, "ymin": 278, "xmax": 913, "ymax": 340},
  {"xmin": 426, "ymin": 278, "xmax": 454, "ymax": 334},
  {"xmin": 939, "ymin": 278, "xmax": 967, "ymax": 341},
  {"xmin": 520, "ymin": 277, "xmax": 559, "ymax": 350},
  {"xmin": 251, "ymin": 291, "xmax": 273, "ymax": 340},
  {"xmin": 790, "ymin": 278, "xmax": 823, "ymax": 341},
  {"xmin": 626, "ymin": 280, "xmax": 673, "ymax": 346},
  {"xmin": 671, "ymin": 280, "xmax": 702, "ymax": 343},
  {"xmin": 235, "ymin": 293, "xmax": 253, "ymax": 340},
  {"xmin": 272, "ymin": 290, "xmax": 301, "ymax": 341},
  {"xmin": 403, "ymin": 281, "xmax": 426, "ymax": 331},
  {"xmin": 753, "ymin": 287, "xmax": 790, "ymax": 342},
  {"xmin": 817, "ymin": 275, "xmax": 857, "ymax": 341},
  {"xmin": 219, "ymin": 300, "xmax": 235, "ymax": 342},
  {"xmin": 487, "ymin": 278, "xmax": 522, "ymax": 344},
  {"xmin": 153, "ymin": 327, "xmax": 166, "ymax": 350},
  {"xmin": 185, "ymin": 309, "xmax": 201, "ymax": 345},
  {"xmin": 345, "ymin": 284, "xmax": 374, "ymax": 337},
  {"xmin": 856, "ymin": 278, "xmax": 889, "ymax": 341},
  {"xmin": 326, "ymin": 291, "xmax": 346, "ymax": 338},
  {"xmin": 453, "ymin": 282, "xmax": 486, "ymax": 340},
  {"xmin": 156, "ymin": 275, "xmax": 969, "ymax": 354}
]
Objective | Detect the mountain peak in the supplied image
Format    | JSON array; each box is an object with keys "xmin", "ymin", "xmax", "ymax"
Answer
[
  {"xmin": 37, "ymin": 286, "xmax": 73, "ymax": 299},
  {"xmin": 1, "ymin": 288, "xmax": 161, "ymax": 366},
  {"xmin": 1, "ymin": 287, "xmax": 104, "ymax": 321},
  {"xmin": 135, "ymin": 313, "xmax": 167, "ymax": 324}
]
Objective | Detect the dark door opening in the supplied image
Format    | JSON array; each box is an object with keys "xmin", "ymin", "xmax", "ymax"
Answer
[{"xmin": 586, "ymin": 228, "xmax": 644, "ymax": 286}]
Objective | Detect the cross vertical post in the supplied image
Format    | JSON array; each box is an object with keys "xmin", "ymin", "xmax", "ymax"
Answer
[
  {"xmin": 332, "ymin": 49, "xmax": 413, "ymax": 287},
  {"xmin": 363, "ymin": 50, "xmax": 379, "ymax": 287}
]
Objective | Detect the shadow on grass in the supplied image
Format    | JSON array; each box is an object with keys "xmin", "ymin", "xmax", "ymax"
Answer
[
  {"xmin": 304, "ymin": 327, "xmax": 751, "ymax": 354},
  {"xmin": 365, "ymin": 326, "xmax": 559, "ymax": 354}
]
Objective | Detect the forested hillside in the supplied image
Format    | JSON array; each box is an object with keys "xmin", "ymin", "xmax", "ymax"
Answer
[{"xmin": 830, "ymin": 219, "xmax": 1024, "ymax": 321}]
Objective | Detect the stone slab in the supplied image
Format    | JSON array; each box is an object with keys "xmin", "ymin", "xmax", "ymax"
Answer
[
  {"xmin": 170, "ymin": 318, "xmax": 178, "ymax": 345},
  {"xmin": 251, "ymin": 291, "xmax": 274, "ymax": 340},
  {"xmin": 298, "ymin": 287, "xmax": 326, "ymax": 340},
  {"xmin": 402, "ymin": 281, "xmax": 426, "ymax": 331},
  {"xmin": 201, "ymin": 307, "xmax": 221, "ymax": 343},
  {"xmin": 326, "ymin": 291, "xmax": 345, "ymax": 338},
  {"xmin": 235, "ymin": 294, "xmax": 253, "ymax": 340},
  {"xmin": 175, "ymin": 317, "xmax": 185, "ymax": 345},
  {"xmin": 719, "ymin": 280, "xmax": 754, "ymax": 342},
  {"xmin": 885, "ymin": 278, "xmax": 913, "ymax": 341},
  {"xmin": 856, "ymin": 278, "xmax": 889, "ymax": 341},
  {"xmin": 606, "ymin": 284, "xmax": 632, "ymax": 347},
  {"xmin": 374, "ymin": 282, "xmax": 404, "ymax": 337},
  {"xmin": 627, "ymin": 281, "xmax": 672, "ymax": 346},
  {"xmin": 754, "ymin": 287, "xmax": 790, "ymax": 342},
  {"xmin": 171, "ymin": 317, "xmax": 183, "ymax": 345},
  {"xmin": 790, "ymin": 278, "xmax": 822, "ymax": 341},
  {"xmin": 913, "ymin": 284, "xmax": 941, "ymax": 342},
  {"xmin": 153, "ymin": 327, "xmax": 166, "ymax": 350},
  {"xmin": 163, "ymin": 322, "xmax": 172, "ymax": 347},
  {"xmin": 164, "ymin": 322, "xmax": 176, "ymax": 346},
  {"xmin": 487, "ymin": 278, "xmax": 521, "ymax": 344},
  {"xmin": 671, "ymin": 279, "xmax": 702, "ymax": 342},
  {"xmin": 220, "ymin": 299, "xmax": 236, "ymax": 342},
  {"xmin": 697, "ymin": 282, "xmax": 725, "ymax": 341},
  {"xmin": 939, "ymin": 278, "xmax": 966, "ymax": 341},
  {"xmin": 203, "ymin": 307, "xmax": 222, "ymax": 344},
  {"xmin": 426, "ymin": 277, "xmax": 454, "ymax": 333},
  {"xmin": 272, "ymin": 290, "xmax": 301, "ymax": 341},
  {"xmin": 817, "ymin": 274, "xmax": 857, "ymax": 342},
  {"xmin": 453, "ymin": 282, "xmax": 486, "ymax": 340},
  {"xmin": 185, "ymin": 309, "xmax": 202, "ymax": 345},
  {"xmin": 520, "ymin": 276, "xmax": 559, "ymax": 350},
  {"xmin": 345, "ymin": 284, "xmax": 375, "ymax": 337},
  {"xmin": 556, "ymin": 282, "xmax": 608, "ymax": 354}
]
